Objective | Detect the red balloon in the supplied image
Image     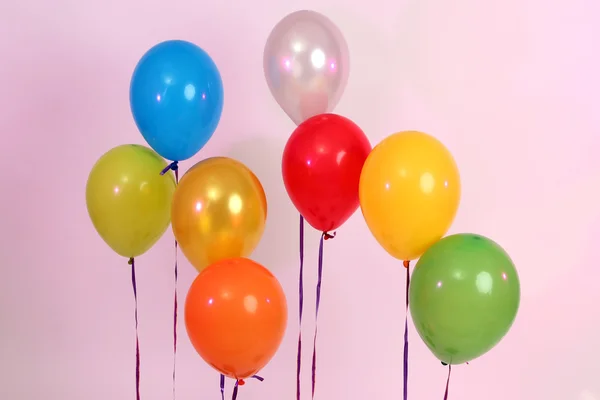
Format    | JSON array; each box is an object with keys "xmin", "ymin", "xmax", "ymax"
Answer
[{"xmin": 282, "ymin": 113, "xmax": 372, "ymax": 232}]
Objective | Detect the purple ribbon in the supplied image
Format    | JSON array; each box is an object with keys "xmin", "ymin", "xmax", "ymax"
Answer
[
  {"xmin": 171, "ymin": 167, "xmax": 179, "ymax": 399},
  {"xmin": 311, "ymin": 230, "xmax": 335, "ymax": 399},
  {"xmin": 296, "ymin": 215, "xmax": 335, "ymax": 400},
  {"xmin": 403, "ymin": 260, "xmax": 410, "ymax": 400},
  {"xmin": 160, "ymin": 161, "xmax": 179, "ymax": 176},
  {"xmin": 128, "ymin": 257, "xmax": 141, "ymax": 400},
  {"xmin": 220, "ymin": 375, "xmax": 225, "ymax": 400},
  {"xmin": 443, "ymin": 364, "xmax": 451, "ymax": 399},
  {"xmin": 160, "ymin": 162, "xmax": 179, "ymax": 399},
  {"xmin": 171, "ymin": 237, "xmax": 178, "ymax": 399},
  {"xmin": 220, "ymin": 374, "xmax": 264, "ymax": 400},
  {"xmin": 296, "ymin": 215, "xmax": 305, "ymax": 400}
]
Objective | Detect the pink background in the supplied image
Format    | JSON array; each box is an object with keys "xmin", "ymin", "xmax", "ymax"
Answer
[{"xmin": 1, "ymin": 0, "xmax": 599, "ymax": 399}]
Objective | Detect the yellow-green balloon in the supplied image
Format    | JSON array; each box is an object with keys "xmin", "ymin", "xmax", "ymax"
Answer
[
  {"xmin": 86, "ymin": 144, "xmax": 176, "ymax": 258},
  {"xmin": 409, "ymin": 233, "xmax": 520, "ymax": 365}
]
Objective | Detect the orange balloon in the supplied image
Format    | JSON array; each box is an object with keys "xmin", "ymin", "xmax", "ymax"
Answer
[{"xmin": 184, "ymin": 258, "xmax": 288, "ymax": 379}]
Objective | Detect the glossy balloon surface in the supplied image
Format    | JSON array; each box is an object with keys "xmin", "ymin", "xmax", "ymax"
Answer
[
  {"xmin": 185, "ymin": 258, "xmax": 288, "ymax": 379},
  {"xmin": 130, "ymin": 40, "xmax": 223, "ymax": 161},
  {"xmin": 410, "ymin": 234, "xmax": 520, "ymax": 365}
]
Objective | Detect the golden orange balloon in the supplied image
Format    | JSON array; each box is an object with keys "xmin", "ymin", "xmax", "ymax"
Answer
[{"xmin": 172, "ymin": 157, "xmax": 267, "ymax": 272}]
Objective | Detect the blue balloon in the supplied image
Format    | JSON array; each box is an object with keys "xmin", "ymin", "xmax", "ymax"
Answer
[{"xmin": 130, "ymin": 40, "xmax": 224, "ymax": 161}]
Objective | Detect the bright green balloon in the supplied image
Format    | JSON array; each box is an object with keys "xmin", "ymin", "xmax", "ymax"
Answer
[{"xmin": 409, "ymin": 233, "xmax": 520, "ymax": 365}]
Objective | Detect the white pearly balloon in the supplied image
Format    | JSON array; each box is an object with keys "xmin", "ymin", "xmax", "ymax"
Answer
[{"xmin": 263, "ymin": 10, "xmax": 350, "ymax": 125}]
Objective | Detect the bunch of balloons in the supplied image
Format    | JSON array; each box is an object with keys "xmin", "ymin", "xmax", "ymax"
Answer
[
  {"xmin": 86, "ymin": 39, "xmax": 226, "ymax": 260},
  {"xmin": 263, "ymin": 10, "xmax": 374, "ymax": 400},
  {"xmin": 85, "ymin": 7, "xmax": 521, "ymax": 400},
  {"xmin": 173, "ymin": 157, "xmax": 287, "ymax": 382},
  {"xmin": 264, "ymin": 8, "xmax": 521, "ymax": 399},
  {"xmin": 86, "ymin": 39, "xmax": 287, "ymax": 395},
  {"xmin": 360, "ymin": 131, "xmax": 520, "ymax": 366}
]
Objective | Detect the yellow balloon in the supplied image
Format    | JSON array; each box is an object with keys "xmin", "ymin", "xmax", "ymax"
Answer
[
  {"xmin": 86, "ymin": 145, "xmax": 176, "ymax": 258},
  {"xmin": 359, "ymin": 131, "xmax": 461, "ymax": 261},
  {"xmin": 171, "ymin": 157, "xmax": 267, "ymax": 272}
]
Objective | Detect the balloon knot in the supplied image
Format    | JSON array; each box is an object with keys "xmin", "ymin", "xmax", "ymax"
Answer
[
  {"xmin": 237, "ymin": 379, "xmax": 246, "ymax": 386},
  {"xmin": 403, "ymin": 260, "xmax": 410, "ymax": 269},
  {"xmin": 441, "ymin": 361, "xmax": 448, "ymax": 366},
  {"xmin": 323, "ymin": 231, "xmax": 336, "ymax": 240},
  {"xmin": 128, "ymin": 257, "xmax": 134, "ymax": 265},
  {"xmin": 160, "ymin": 161, "xmax": 179, "ymax": 175}
]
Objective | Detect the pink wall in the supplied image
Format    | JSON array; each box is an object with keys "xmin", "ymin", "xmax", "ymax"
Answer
[{"xmin": 1, "ymin": 0, "xmax": 599, "ymax": 399}]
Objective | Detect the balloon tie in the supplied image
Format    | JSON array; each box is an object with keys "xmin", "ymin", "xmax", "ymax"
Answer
[
  {"xmin": 160, "ymin": 161, "xmax": 179, "ymax": 176},
  {"xmin": 323, "ymin": 231, "xmax": 336, "ymax": 240},
  {"xmin": 128, "ymin": 257, "xmax": 141, "ymax": 400},
  {"xmin": 171, "ymin": 169, "xmax": 179, "ymax": 399},
  {"xmin": 296, "ymin": 215, "xmax": 305, "ymax": 400},
  {"xmin": 442, "ymin": 364, "xmax": 452, "ymax": 399},
  {"xmin": 402, "ymin": 260, "xmax": 410, "ymax": 400},
  {"xmin": 227, "ymin": 375, "xmax": 263, "ymax": 400}
]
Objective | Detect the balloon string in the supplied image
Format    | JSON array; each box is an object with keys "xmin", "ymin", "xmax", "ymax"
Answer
[
  {"xmin": 220, "ymin": 374, "xmax": 225, "ymax": 400},
  {"xmin": 231, "ymin": 375, "xmax": 264, "ymax": 400},
  {"xmin": 403, "ymin": 260, "xmax": 410, "ymax": 400},
  {"xmin": 161, "ymin": 161, "xmax": 179, "ymax": 399},
  {"xmin": 172, "ymin": 166, "xmax": 179, "ymax": 400},
  {"xmin": 443, "ymin": 364, "xmax": 452, "ymax": 399},
  {"xmin": 128, "ymin": 257, "xmax": 141, "ymax": 400},
  {"xmin": 311, "ymin": 231, "xmax": 335, "ymax": 399},
  {"xmin": 296, "ymin": 215, "xmax": 305, "ymax": 400}
]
